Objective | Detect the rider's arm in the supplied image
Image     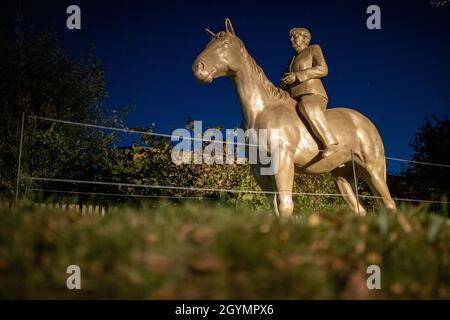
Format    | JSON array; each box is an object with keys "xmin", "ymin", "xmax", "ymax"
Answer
[
  {"xmin": 295, "ymin": 45, "xmax": 328, "ymax": 82},
  {"xmin": 280, "ymin": 56, "xmax": 295, "ymax": 90}
]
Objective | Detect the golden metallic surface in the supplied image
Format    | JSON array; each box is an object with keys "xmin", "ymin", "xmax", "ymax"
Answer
[
  {"xmin": 193, "ymin": 19, "xmax": 396, "ymax": 216},
  {"xmin": 281, "ymin": 27, "xmax": 338, "ymax": 156}
]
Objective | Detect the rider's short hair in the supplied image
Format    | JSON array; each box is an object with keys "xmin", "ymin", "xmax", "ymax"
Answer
[{"xmin": 289, "ymin": 27, "xmax": 311, "ymax": 46}]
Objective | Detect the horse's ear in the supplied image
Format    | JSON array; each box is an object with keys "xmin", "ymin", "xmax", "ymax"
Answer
[
  {"xmin": 205, "ymin": 28, "xmax": 216, "ymax": 40},
  {"xmin": 225, "ymin": 18, "xmax": 235, "ymax": 35}
]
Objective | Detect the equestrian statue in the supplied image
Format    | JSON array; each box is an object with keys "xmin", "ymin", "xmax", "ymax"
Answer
[{"xmin": 193, "ymin": 18, "xmax": 397, "ymax": 216}]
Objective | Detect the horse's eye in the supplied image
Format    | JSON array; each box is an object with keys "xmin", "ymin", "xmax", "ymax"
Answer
[{"xmin": 223, "ymin": 40, "xmax": 230, "ymax": 46}]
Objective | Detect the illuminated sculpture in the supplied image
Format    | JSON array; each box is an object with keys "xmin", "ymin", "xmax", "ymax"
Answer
[{"xmin": 193, "ymin": 19, "xmax": 396, "ymax": 216}]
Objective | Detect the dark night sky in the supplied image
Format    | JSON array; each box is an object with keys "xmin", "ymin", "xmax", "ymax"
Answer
[{"xmin": 2, "ymin": 0, "xmax": 450, "ymax": 173}]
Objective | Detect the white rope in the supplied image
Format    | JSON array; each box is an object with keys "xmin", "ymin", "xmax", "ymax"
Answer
[
  {"xmin": 25, "ymin": 176, "xmax": 450, "ymax": 204},
  {"xmin": 23, "ymin": 116, "xmax": 450, "ymax": 206},
  {"xmin": 29, "ymin": 115, "xmax": 258, "ymax": 148},
  {"xmin": 359, "ymin": 194, "xmax": 450, "ymax": 204},
  {"xmin": 29, "ymin": 115, "xmax": 450, "ymax": 168},
  {"xmin": 385, "ymin": 157, "xmax": 450, "ymax": 168},
  {"xmin": 24, "ymin": 176, "xmax": 450, "ymax": 204},
  {"xmin": 23, "ymin": 176, "xmax": 345, "ymax": 198}
]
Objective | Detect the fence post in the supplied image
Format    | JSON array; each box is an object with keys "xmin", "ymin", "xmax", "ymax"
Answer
[
  {"xmin": 15, "ymin": 112, "xmax": 25, "ymax": 206},
  {"xmin": 351, "ymin": 150, "xmax": 360, "ymax": 215}
]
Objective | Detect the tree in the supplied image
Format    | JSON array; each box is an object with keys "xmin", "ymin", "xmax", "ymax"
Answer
[
  {"xmin": 0, "ymin": 26, "xmax": 129, "ymax": 199},
  {"xmin": 400, "ymin": 115, "xmax": 450, "ymax": 204}
]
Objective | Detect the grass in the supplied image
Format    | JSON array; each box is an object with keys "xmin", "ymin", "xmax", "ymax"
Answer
[{"xmin": 0, "ymin": 201, "xmax": 449, "ymax": 299}]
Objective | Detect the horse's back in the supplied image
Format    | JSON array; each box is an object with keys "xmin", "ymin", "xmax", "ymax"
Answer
[
  {"xmin": 254, "ymin": 103, "xmax": 385, "ymax": 168},
  {"xmin": 326, "ymin": 107, "xmax": 385, "ymax": 163}
]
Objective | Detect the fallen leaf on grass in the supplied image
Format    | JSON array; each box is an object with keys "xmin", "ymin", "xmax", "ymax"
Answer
[
  {"xmin": 308, "ymin": 214, "xmax": 321, "ymax": 227},
  {"xmin": 366, "ymin": 252, "xmax": 382, "ymax": 264},
  {"xmin": 189, "ymin": 256, "xmax": 223, "ymax": 273},
  {"xmin": 341, "ymin": 270, "xmax": 370, "ymax": 299},
  {"xmin": 192, "ymin": 227, "xmax": 214, "ymax": 244},
  {"xmin": 143, "ymin": 254, "xmax": 172, "ymax": 273}
]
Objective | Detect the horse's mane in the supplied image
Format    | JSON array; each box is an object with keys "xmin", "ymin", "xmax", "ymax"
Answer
[
  {"xmin": 229, "ymin": 34, "xmax": 290, "ymax": 101},
  {"xmin": 241, "ymin": 43, "xmax": 290, "ymax": 101}
]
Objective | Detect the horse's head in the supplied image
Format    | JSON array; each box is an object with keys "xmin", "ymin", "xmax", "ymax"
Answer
[{"xmin": 193, "ymin": 18, "xmax": 243, "ymax": 83}]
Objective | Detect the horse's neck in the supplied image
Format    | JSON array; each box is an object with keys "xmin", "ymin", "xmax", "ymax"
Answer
[{"xmin": 231, "ymin": 61, "xmax": 273, "ymax": 129}]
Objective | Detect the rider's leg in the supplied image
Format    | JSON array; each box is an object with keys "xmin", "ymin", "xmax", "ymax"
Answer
[{"xmin": 299, "ymin": 94, "xmax": 339, "ymax": 157}]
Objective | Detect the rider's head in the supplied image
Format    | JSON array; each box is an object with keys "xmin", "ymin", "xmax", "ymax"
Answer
[{"xmin": 289, "ymin": 27, "xmax": 311, "ymax": 52}]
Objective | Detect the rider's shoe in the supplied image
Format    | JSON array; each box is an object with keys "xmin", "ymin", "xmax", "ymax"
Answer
[{"xmin": 322, "ymin": 144, "xmax": 339, "ymax": 159}]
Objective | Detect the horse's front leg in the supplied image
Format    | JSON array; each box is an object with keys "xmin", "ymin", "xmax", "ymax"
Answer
[
  {"xmin": 250, "ymin": 164, "xmax": 279, "ymax": 215},
  {"xmin": 272, "ymin": 147, "xmax": 295, "ymax": 217}
]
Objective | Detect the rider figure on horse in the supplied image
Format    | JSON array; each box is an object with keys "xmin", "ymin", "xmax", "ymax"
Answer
[{"xmin": 281, "ymin": 27, "xmax": 339, "ymax": 158}]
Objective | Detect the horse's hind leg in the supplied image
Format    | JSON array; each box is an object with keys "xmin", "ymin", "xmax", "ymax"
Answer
[
  {"xmin": 364, "ymin": 165, "xmax": 397, "ymax": 212},
  {"xmin": 332, "ymin": 165, "xmax": 367, "ymax": 215}
]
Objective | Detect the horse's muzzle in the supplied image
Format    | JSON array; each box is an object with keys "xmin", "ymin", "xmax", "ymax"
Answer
[{"xmin": 192, "ymin": 59, "xmax": 215, "ymax": 83}]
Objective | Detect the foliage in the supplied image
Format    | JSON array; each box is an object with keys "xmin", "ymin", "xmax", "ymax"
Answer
[
  {"xmin": 398, "ymin": 115, "xmax": 450, "ymax": 207},
  {"xmin": 0, "ymin": 28, "xmax": 129, "ymax": 197},
  {"xmin": 0, "ymin": 202, "xmax": 449, "ymax": 299},
  {"xmin": 105, "ymin": 129, "xmax": 347, "ymax": 211}
]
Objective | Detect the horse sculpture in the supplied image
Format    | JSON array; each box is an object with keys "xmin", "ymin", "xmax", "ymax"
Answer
[{"xmin": 193, "ymin": 18, "xmax": 396, "ymax": 216}]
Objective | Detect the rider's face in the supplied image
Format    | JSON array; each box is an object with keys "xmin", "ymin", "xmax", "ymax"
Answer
[{"xmin": 290, "ymin": 33, "xmax": 307, "ymax": 51}]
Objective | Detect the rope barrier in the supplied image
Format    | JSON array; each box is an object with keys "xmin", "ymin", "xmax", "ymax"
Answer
[
  {"xmin": 29, "ymin": 115, "xmax": 450, "ymax": 168},
  {"xmin": 24, "ymin": 176, "xmax": 345, "ymax": 197},
  {"xmin": 359, "ymin": 194, "xmax": 450, "ymax": 204},
  {"xmin": 23, "ymin": 176, "xmax": 450, "ymax": 204},
  {"xmin": 385, "ymin": 157, "xmax": 450, "ymax": 168},
  {"xmin": 28, "ymin": 115, "xmax": 258, "ymax": 148},
  {"xmin": 18, "ymin": 115, "xmax": 450, "ymax": 207}
]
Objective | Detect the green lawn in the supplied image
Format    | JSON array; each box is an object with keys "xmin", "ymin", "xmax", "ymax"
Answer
[{"xmin": 0, "ymin": 201, "xmax": 449, "ymax": 299}]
